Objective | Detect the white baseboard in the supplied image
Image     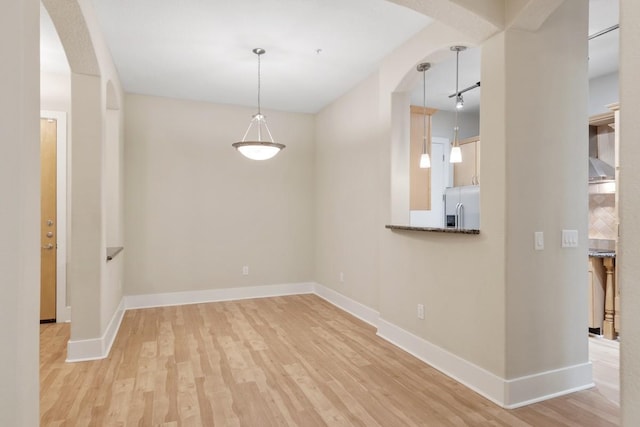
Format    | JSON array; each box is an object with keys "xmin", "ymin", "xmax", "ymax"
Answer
[
  {"xmin": 376, "ymin": 317, "xmax": 507, "ymax": 406},
  {"xmin": 66, "ymin": 299, "xmax": 125, "ymax": 362},
  {"xmin": 375, "ymin": 317, "xmax": 594, "ymax": 408},
  {"xmin": 312, "ymin": 283, "xmax": 380, "ymax": 327},
  {"xmin": 124, "ymin": 282, "xmax": 315, "ymax": 310},
  {"xmin": 503, "ymin": 362, "xmax": 593, "ymax": 408}
]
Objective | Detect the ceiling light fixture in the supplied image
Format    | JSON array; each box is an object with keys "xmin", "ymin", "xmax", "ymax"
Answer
[
  {"xmin": 450, "ymin": 45, "xmax": 466, "ymax": 164},
  {"xmin": 417, "ymin": 62, "xmax": 431, "ymax": 169},
  {"xmin": 232, "ymin": 48, "xmax": 285, "ymax": 161}
]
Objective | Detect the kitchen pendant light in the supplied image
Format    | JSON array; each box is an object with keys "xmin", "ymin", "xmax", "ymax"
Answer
[
  {"xmin": 449, "ymin": 46, "xmax": 466, "ymax": 164},
  {"xmin": 417, "ymin": 62, "xmax": 431, "ymax": 169},
  {"xmin": 232, "ymin": 48, "xmax": 285, "ymax": 160}
]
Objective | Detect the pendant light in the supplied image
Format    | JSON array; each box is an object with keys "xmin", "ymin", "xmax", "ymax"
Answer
[
  {"xmin": 449, "ymin": 46, "xmax": 466, "ymax": 164},
  {"xmin": 232, "ymin": 48, "xmax": 285, "ymax": 160},
  {"xmin": 417, "ymin": 62, "xmax": 431, "ymax": 169}
]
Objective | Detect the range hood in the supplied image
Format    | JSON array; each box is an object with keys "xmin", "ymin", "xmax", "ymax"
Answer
[
  {"xmin": 589, "ymin": 126, "xmax": 615, "ymax": 182},
  {"xmin": 589, "ymin": 157, "xmax": 614, "ymax": 182}
]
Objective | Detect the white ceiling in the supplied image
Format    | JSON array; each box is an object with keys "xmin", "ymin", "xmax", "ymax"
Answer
[
  {"xmin": 41, "ymin": 0, "xmax": 619, "ymax": 114},
  {"xmin": 93, "ymin": 0, "xmax": 431, "ymax": 113},
  {"xmin": 409, "ymin": 0, "xmax": 620, "ymax": 112}
]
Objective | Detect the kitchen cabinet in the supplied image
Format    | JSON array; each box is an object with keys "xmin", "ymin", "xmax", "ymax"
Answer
[
  {"xmin": 409, "ymin": 105, "xmax": 437, "ymax": 210},
  {"xmin": 453, "ymin": 136, "xmax": 480, "ymax": 187}
]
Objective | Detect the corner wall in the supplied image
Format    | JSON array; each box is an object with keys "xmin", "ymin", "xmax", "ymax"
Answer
[
  {"xmin": 0, "ymin": 0, "xmax": 40, "ymax": 424},
  {"xmin": 314, "ymin": 73, "xmax": 382, "ymax": 310},
  {"xmin": 317, "ymin": 18, "xmax": 508, "ymax": 380},
  {"xmin": 44, "ymin": 0, "xmax": 126, "ymax": 354},
  {"xmin": 619, "ymin": 0, "xmax": 640, "ymax": 423}
]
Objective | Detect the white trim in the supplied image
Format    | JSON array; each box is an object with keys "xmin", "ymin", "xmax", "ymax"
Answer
[
  {"xmin": 41, "ymin": 110, "xmax": 69, "ymax": 323},
  {"xmin": 312, "ymin": 283, "xmax": 380, "ymax": 327},
  {"xmin": 376, "ymin": 317, "xmax": 507, "ymax": 406},
  {"xmin": 62, "ymin": 305, "xmax": 71, "ymax": 323},
  {"xmin": 503, "ymin": 362, "xmax": 593, "ymax": 408},
  {"xmin": 124, "ymin": 282, "xmax": 315, "ymax": 310},
  {"xmin": 66, "ymin": 298, "xmax": 125, "ymax": 362},
  {"xmin": 65, "ymin": 337, "xmax": 103, "ymax": 363}
]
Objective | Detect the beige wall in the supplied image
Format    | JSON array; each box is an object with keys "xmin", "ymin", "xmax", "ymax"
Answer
[
  {"xmin": 41, "ymin": 71, "xmax": 71, "ymax": 113},
  {"xmin": 315, "ymin": 73, "xmax": 381, "ymax": 309},
  {"xmin": 316, "ymin": 0, "xmax": 589, "ymax": 385},
  {"xmin": 619, "ymin": 0, "xmax": 640, "ymax": 423},
  {"xmin": 501, "ymin": 0, "xmax": 588, "ymax": 378},
  {"xmin": 316, "ymin": 19, "xmax": 508, "ymax": 375},
  {"xmin": 124, "ymin": 94, "xmax": 315, "ymax": 295},
  {"xmin": 0, "ymin": 0, "xmax": 40, "ymax": 424}
]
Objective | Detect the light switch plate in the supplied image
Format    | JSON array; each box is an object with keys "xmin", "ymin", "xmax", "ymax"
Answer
[
  {"xmin": 561, "ymin": 230, "xmax": 578, "ymax": 248},
  {"xmin": 534, "ymin": 231, "xmax": 544, "ymax": 250}
]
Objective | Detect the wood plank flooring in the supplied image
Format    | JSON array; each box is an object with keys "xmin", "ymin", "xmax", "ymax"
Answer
[
  {"xmin": 589, "ymin": 336, "xmax": 620, "ymax": 406},
  {"xmin": 40, "ymin": 295, "xmax": 620, "ymax": 426}
]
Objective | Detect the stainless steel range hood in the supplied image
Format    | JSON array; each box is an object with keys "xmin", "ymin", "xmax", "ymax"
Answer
[
  {"xmin": 589, "ymin": 126, "xmax": 615, "ymax": 182},
  {"xmin": 589, "ymin": 157, "xmax": 614, "ymax": 182}
]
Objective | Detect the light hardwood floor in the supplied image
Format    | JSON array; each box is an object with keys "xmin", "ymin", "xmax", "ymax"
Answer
[
  {"xmin": 41, "ymin": 295, "xmax": 620, "ymax": 426},
  {"xmin": 589, "ymin": 336, "xmax": 620, "ymax": 406}
]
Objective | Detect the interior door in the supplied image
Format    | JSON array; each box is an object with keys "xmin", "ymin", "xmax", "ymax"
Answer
[{"xmin": 40, "ymin": 118, "xmax": 57, "ymax": 322}]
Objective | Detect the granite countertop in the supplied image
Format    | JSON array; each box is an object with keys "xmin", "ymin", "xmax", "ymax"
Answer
[
  {"xmin": 385, "ymin": 225, "xmax": 480, "ymax": 235},
  {"xmin": 588, "ymin": 249, "xmax": 615, "ymax": 258}
]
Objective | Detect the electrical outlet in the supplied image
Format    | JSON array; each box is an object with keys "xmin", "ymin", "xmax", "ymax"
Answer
[
  {"xmin": 339, "ymin": 272, "xmax": 344, "ymax": 283},
  {"xmin": 417, "ymin": 304, "xmax": 425, "ymax": 320},
  {"xmin": 242, "ymin": 265, "xmax": 249, "ymax": 275}
]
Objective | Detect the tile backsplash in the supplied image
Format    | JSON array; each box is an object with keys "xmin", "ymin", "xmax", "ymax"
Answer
[{"xmin": 589, "ymin": 193, "xmax": 616, "ymax": 240}]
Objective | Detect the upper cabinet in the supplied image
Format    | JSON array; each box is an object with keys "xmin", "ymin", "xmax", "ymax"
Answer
[
  {"xmin": 409, "ymin": 105, "xmax": 436, "ymax": 210},
  {"xmin": 454, "ymin": 136, "xmax": 480, "ymax": 187}
]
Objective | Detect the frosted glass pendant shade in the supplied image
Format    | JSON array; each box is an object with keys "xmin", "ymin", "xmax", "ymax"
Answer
[
  {"xmin": 419, "ymin": 153, "xmax": 431, "ymax": 169},
  {"xmin": 233, "ymin": 142, "xmax": 285, "ymax": 160},
  {"xmin": 450, "ymin": 146, "xmax": 462, "ymax": 163},
  {"xmin": 232, "ymin": 112, "xmax": 285, "ymax": 160}
]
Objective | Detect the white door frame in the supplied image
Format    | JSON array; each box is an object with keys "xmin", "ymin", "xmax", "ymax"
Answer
[{"xmin": 41, "ymin": 110, "xmax": 70, "ymax": 322}]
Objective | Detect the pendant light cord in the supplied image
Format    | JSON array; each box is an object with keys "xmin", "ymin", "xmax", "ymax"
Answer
[
  {"xmin": 422, "ymin": 68, "xmax": 427, "ymax": 154},
  {"xmin": 257, "ymin": 52, "xmax": 262, "ymax": 116},
  {"xmin": 455, "ymin": 49, "xmax": 459, "ymax": 104}
]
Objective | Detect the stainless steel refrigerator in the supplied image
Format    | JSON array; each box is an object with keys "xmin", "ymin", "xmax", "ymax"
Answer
[{"xmin": 444, "ymin": 185, "xmax": 480, "ymax": 230}]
